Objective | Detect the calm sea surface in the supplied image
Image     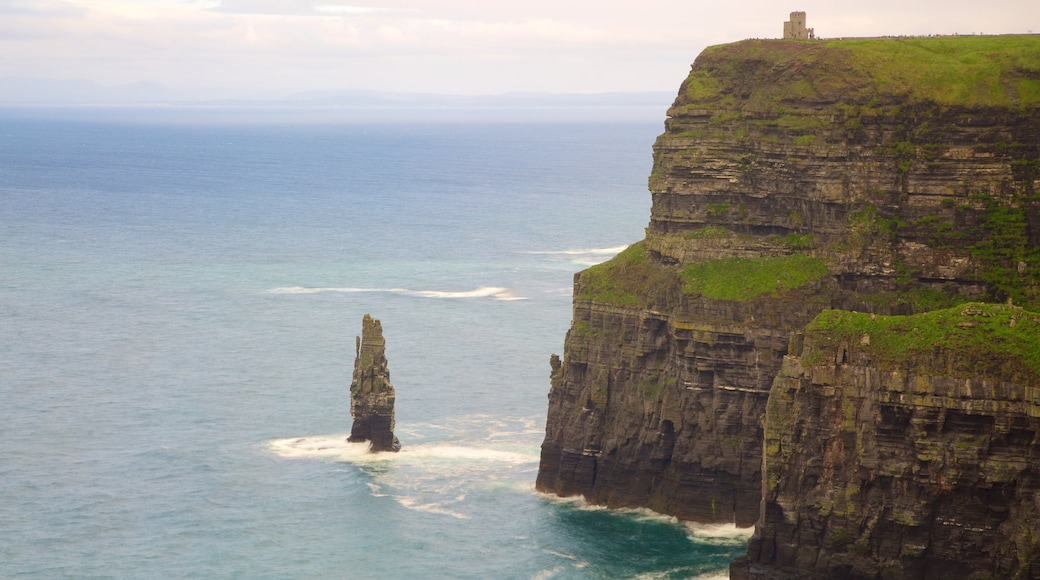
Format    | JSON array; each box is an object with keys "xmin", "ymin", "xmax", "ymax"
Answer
[{"xmin": 0, "ymin": 108, "xmax": 751, "ymax": 579}]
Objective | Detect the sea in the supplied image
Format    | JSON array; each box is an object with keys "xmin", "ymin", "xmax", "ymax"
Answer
[{"xmin": 0, "ymin": 106, "xmax": 752, "ymax": 579}]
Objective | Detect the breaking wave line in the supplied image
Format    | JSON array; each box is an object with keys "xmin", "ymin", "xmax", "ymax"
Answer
[
  {"xmin": 268, "ymin": 285, "xmax": 525, "ymax": 301},
  {"xmin": 523, "ymin": 245, "xmax": 629, "ymax": 266},
  {"xmin": 524, "ymin": 245, "xmax": 629, "ymax": 257}
]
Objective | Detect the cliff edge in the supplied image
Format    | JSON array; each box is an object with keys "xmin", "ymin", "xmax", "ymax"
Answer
[
  {"xmin": 737, "ymin": 303, "xmax": 1040, "ymax": 578},
  {"xmin": 536, "ymin": 34, "xmax": 1040, "ymax": 573}
]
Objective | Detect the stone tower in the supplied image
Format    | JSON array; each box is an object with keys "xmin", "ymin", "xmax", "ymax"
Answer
[{"xmin": 783, "ymin": 11, "xmax": 815, "ymax": 39}]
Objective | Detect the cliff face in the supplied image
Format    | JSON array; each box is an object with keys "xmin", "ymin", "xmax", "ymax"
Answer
[
  {"xmin": 536, "ymin": 250, "xmax": 836, "ymax": 524},
  {"xmin": 740, "ymin": 304, "xmax": 1040, "ymax": 579},
  {"xmin": 536, "ymin": 35, "xmax": 1040, "ymax": 541}
]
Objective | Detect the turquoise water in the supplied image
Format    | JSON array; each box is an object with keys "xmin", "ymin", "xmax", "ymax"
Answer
[{"xmin": 0, "ymin": 110, "xmax": 751, "ymax": 578}]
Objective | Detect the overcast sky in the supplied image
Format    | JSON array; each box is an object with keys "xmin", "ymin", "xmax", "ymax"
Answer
[{"xmin": 2, "ymin": 0, "xmax": 1038, "ymax": 99}]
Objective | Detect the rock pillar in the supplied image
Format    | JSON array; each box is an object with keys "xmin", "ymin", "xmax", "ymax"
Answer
[{"xmin": 347, "ymin": 314, "xmax": 401, "ymax": 452}]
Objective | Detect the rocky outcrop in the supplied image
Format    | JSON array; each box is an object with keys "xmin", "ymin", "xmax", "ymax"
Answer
[
  {"xmin": 536, "ymin": 34, "xmax": 1040, "ymax": 570},
  {"xmin": 536, "ymin": 255, "xmax": 836, "ymax": 524},
  {"xmin": 736, "ymin": 303, "xmax": 1040, "ymax": 579},
  {"xmin": 348, "ymin": 314, "xmax": 400, "ymax": 452}
]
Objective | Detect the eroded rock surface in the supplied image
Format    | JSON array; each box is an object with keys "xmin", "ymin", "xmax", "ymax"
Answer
[
  {"xmin": 735, "ymin": 304, "xmax": 1040, "ymax": 579},
  {"xmin": 348, "ymin": 314, "xmax": 400, "ymax": 452},
  {"xmin": 536, "ymin": 35, "xmax": 1040, "ymax": 572}
]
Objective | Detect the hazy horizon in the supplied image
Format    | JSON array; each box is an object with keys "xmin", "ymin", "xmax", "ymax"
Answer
[{"xmin": 3, "ymin": 0, "xmax": 1038, "ymax": 104}]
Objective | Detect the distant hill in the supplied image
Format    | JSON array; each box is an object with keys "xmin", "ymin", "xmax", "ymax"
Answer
[{"xmin": 0, "ymin": 78, "xmax": 674, "ymax": 110}]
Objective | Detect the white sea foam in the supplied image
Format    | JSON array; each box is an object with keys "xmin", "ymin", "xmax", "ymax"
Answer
[
  {"xmin": 525, "ymin": 245, "xmax": 629, "ymax": 257},
  {"xmin": 266, "ymin": 435, "xmax": 373, "ymax": 461},
  {"xmin": 267, "ymin": 285, "xmax": 525, "ymax": 300},
  {"xmin": 408, "ymin": 286, "xmax": 525, "ymax": 301},
  {"xmin": 543, "ymin": 549, "xmax": 588, "ymax": 568},
  {"xmin": 365, "ymin": 482, "xmax": 387, "ymax": 497},
  {"xmin": 395, "ymin": 496, "xmax": 469, "ymax": 519},
  {"xmin": 684, "ymin": 522, "xmax": 755, "ymax": 544},
  {"xmin": 523, "ymin": 245, "xmax": 629, "ymax": 266},
  {"xmin": 269, "ymin": 418, "xmax": 543, "ymax": 524},
  {"xmin": 267, "ymin": 436, "xmax": 536, "ymax": 465},
  {"xmin": 539, "ymin": 494, "xmax": 679, "ymax": 523},
  {"xmin": 539, "ymin": 492, "xmax": 754, "ymax": 548},
  {"xmin": 530, "ymin": 566, "xmax": 566, "ymax": 580}
]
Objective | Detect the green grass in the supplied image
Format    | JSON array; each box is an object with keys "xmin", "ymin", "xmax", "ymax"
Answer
[
  {"xmin": 858, "ymin": 286, "xmax": 967, "ymax": 312},
  {"xmin": 686, "ymin": 226, "xmax": 735, "ymax": 240},
  {"xmin": 794, "ymin": 134, "xmax": 816, "ymax": 147},
  {"xmin": 681, "ymin": 35, "xmax": 1040, "ymax": 109},
  {"xmin": 969, "ymin": 198, "xmax": 1040, "ymax": 308},
  {"xmin": 576, "ymin": 241, "xmax": 679, "ymax": 308},
  {"xmin": 783, "ymin": 233, "xmax": 814, "ymax": 249},
  {"xmin": 805, "ymin": 303, "xmax": 1040, "ymax": 377},
  {"xmin": 680, "ymin": 254, "xmax": 828, "ymax": 301}
]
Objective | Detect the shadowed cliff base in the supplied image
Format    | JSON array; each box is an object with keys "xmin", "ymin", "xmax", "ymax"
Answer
[{"xmin": 536, "ymin": 34, "xmax": 1040, "ymax": 577}]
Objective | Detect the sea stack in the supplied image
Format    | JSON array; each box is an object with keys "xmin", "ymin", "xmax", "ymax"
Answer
[{"xmin": 347, "ymin": 314, "xmax": 400, "ymax": 452}]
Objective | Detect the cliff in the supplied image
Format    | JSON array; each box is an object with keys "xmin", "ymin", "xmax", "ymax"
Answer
[
  {"xmin": 348, "ymin": 314, "xmax": 401, "ymax": 452},
  {"xmin": 535, "ymin": 34, "xmax": 1040, "ymax": 570},
  {"xmin": 739, "ymin": 303, "xmax": 1040, "ymax": 578}
]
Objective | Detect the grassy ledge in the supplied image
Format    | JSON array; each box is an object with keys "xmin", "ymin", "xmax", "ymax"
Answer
[
  {"xmin": 804, "ymin": 302, "xmax": 1040, "ymax": 378},
  {"xmin": 680, "ymin": 35, "xmax": 1040, "ymax": 110},
  {"xmin": 576, "ymin": 242, "xmax": 679, "ymax": 308},
  {"xmin": 680, "ymin": 254, "xmax": 828, "ymax": 301}
]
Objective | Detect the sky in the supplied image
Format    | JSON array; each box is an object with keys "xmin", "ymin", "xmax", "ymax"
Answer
[{"xmin": 1, "ymin": 0, "xmax": 1038, "ymax": 99}]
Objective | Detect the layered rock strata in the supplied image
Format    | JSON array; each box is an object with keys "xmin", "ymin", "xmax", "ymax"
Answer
[
  {"xmin": 735, "ymin": 303, "xmax": 1040, "ymax": 579},
  {"xmin": 537, "ymin": 34, "xmax": 1040, "ymax": 544},
  {"xmin": 348, "ymin": 314, "xmax": 401, "ymax": 452}
]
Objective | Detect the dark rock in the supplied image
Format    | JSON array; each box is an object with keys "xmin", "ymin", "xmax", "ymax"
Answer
[
  {"xmin": 753, "ymin": 306, "xmax": 1040, "ymax": 578},
  {"xmin": 535, "ymin": 35, "xmax": 1040, "ymax": 577},
  {"xmin": 347, "ymin": 314, "xmax": 400, "ymax": 452}
]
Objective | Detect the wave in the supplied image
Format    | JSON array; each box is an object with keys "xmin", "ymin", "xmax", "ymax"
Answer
[
  {"xmin": 268, "ymin": 434, "xmax": 538, "ymax": 522},
  {"xmin": 266, "ymin": 435, "xmax": 375, "ymax": 461},
  {"xmin": 683, "ymin": 522, "xmax": 755, "ymax": 547},
  {"xmin": 268, "ymin": 285, "xmax": 525, "ymax": 301},
  {"xmin": 531, "ymin": 566, "xmax": 571, "ymax": 580},
  {"xmin": 537, "ymin": 494, "xmax": 679, "ymax": 522},
  {"xmin": 524, "ymin": 245, "xmax": 629, "ymax": 257},
  {"xmin": 395, "ymin": 496, "xmax": 469, "ymax": 519},
  {"xmin": 409, "ymin": 287, "xmax": 524, "ymax": 301},
  {"xmin": 538, "ymin": 493, "xmax": 753, "ymax": 544},
  {"xmin": 523, "ymin": 245, "xmax": 628, "ymax": 267},
  {"xmin": 268, "ymin": 436, "xmax": 538, "ymax": 465}
]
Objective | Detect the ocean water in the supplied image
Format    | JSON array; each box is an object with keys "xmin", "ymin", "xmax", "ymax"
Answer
[{"xmin": 0, "ymin": 109, "xmax": 751, "ymax": 579}]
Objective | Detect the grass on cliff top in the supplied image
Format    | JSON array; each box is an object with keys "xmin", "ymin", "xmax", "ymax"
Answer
[
  {"xmin": 680, "ymin": 254, "xmax": 828, "ymax": 301},
  {"xmin": 577, "ymin": 242, "xmax": 679, "ymax": 308},
  {"xmin": 805, "ymin": 303, "xmax": 1040, "ymax": 377},
  {"xmin": 683, "ymin": 34, "xmax": 1040, "ymax": 108}
]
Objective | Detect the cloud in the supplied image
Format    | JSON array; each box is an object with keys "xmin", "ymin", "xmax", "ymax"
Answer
[
  {"xmin": 209, "ymin": 0, "xmax": 415, "ymax": 17},
  {"xmin": 0, "ymin": 0, "xmax": 85, "ymax": 16},
  {"xmin": 314, "ymin": 4, "xmax": 414, "ymax": 16},
  {"xmin": 1, "ymin": 0, "xmax": 1038, "ymax": 98}
]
